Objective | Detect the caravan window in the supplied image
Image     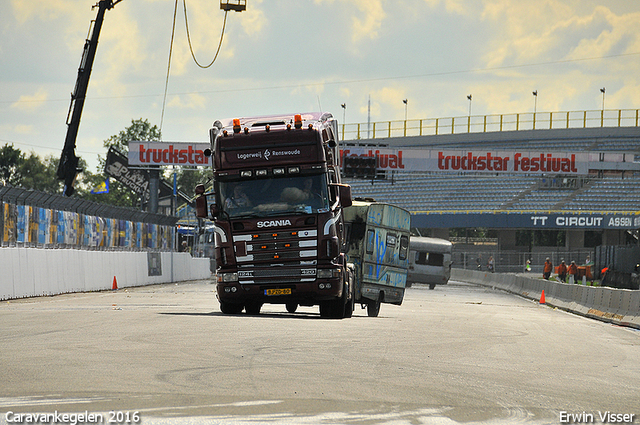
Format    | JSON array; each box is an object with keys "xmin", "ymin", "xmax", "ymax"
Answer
[
  {"xmin": 416, "ymin": 251, "xmax": 444, "ymax": 267},
  {"xmin": 366, "ymin": 229, "xmax": 375, "ymax": 254},
  {"xmin": 399, "ymin": 235, "xmax": 409, "ymax": 260}
]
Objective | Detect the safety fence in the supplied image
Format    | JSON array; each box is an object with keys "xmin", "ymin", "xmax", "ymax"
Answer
[
  {"xmin": 341, "ymin": 108, "xmax": 640, "ymax": 140},
  {"xmin": 1, "ymin": 185, "xmax": 178, "ymax": 251},
  {"xmin": 452, "ymin": 249, "xmax": 595, "ymax": 275}
]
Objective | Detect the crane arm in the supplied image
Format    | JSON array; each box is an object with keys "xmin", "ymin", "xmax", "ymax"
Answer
[{"xmin": 57, "ymin": 0, "xmax": 121, "ymax": 196}]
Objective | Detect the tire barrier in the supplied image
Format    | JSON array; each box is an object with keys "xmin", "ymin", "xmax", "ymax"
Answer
[{"xmin": 451, "ymin": 268, "xmax": 640, "ymax": 330}]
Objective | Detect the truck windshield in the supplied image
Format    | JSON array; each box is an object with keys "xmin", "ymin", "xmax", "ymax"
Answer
[{"xmin": 218, "ymin": 174, "xmax": 330, "ymax": 218}]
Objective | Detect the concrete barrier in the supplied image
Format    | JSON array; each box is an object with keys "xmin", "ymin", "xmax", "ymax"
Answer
[
  {"xmin": 451, "ymin": 268, "xmax": 640, "ymax": 330},
  {"xmin": 1, "ymin": 248, "xmax": 212, "ymax": 300}
]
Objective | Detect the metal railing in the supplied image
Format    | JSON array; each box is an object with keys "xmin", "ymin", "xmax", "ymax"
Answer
[
  {"xmin": 453, "ymin": 249, "xmax": 595, "ymax": 275},
  {"xmin": 341, "ymin": 109, "xmax": 640, "ymax": 141}
]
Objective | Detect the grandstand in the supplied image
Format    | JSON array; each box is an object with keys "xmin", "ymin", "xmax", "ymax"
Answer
[
  {"xmin": 345, "ymin": 174, "xmax": 640, "ymax": 214},
  {"xmin": 340, "ymin": 122, "xmax": 640, "ymax": 268}
]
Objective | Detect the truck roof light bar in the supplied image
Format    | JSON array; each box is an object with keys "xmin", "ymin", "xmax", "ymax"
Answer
[
  {"xmin": 294, "ymin": 114, "xmax": 303, "ymax": 129},
  {"xmin": 233, "ymin": 118, "xmax": 241, "ymax": 133}
]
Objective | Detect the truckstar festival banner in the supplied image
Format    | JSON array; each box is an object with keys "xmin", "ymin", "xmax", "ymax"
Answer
[
  {"xmin": 128, "ymin": 141, "xmax": 211, "ymax": 166},
  {"xmin": 340, "ymin": 147, "xmax": 590, "ymax": 175}
]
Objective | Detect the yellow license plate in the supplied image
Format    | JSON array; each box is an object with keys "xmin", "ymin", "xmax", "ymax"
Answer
[{"xmin": 265, "ymin": 288, "xmax": 291, "ymax": 296}]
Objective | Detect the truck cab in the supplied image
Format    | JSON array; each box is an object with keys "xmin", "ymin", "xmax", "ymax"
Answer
[{"xmin": 195, "ymin": 113, "xmax": 354, "ymax": 318}]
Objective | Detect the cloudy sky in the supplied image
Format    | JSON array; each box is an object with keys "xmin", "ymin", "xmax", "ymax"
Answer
[{"xmin": 1, "ymin": 0, "xmax": 639, "ymax": 172}]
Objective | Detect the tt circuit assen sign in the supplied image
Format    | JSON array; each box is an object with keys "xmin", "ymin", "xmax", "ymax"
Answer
[
  {"xmin": 340, "ymin": 148, "xmax": 589, "ymax": 175},
  {"xmin": 411, "ymin": 212, "xmax": 640, "ymax": 230},
  {"xmin": 128, "ymin": 141, "xmax": 211, "ymax": 166}
]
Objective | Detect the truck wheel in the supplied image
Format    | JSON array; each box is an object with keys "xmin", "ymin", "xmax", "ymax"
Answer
[
  {"xmin": 429, "ymin": 283, "xmax": 436, "ymax": 290},
  {"xmin": 245, "ymin": 302, "xmax": 262, "ymax": 315},
  {"xmin": 367, "ymin": 299, "xmax": 381, "ymax": 317},
  {"xmin": 286, "ymin": 302, "xmax": 298, "ymax": 313},
  {"xmin": 319, "ymin": 299, "xmax": 344, "ymax": 319},
  {"xmin": 319, "ymin": 302, "xmax": 330, "ymax": 318},
  {"xmin": 220, "ymin": 302, "xmax": 243, "ymax": 314},
  {"xmin": 343, "ymin": 298, "xmax": 353, "ymax": 318}
]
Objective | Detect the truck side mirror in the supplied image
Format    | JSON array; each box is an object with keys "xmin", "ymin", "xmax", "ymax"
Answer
[
  {"xmin": 339, "ymin": 184, "xmax": 352, "ymax": 208},
  {"xmin": 195, "ymin": 193, "xmax": 208, "ymax": 219},
  {"xmin": 195, "ymin": 184, "xmax": 218, "ymax": 219}
]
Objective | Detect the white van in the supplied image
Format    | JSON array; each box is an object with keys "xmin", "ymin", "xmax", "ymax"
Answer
[{"xmin": 407, "ymin": 236, "xmax": 453, "ymax": 290}]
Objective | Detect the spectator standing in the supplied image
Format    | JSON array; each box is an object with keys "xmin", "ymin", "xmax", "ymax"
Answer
[
  {"xmin": 543, "ymin": 257, "xmax": 553, "ymax": 280},
  {"xmin": 568, "ymin": 260, "xmax": 578, "ymax": 284},
  {"xmin": 487, "ymin": 256, "xmax": 494, "ymax": 272},
  {"xmin": 557, "ymin": 260, "xmax": 567, "ymax": 282}
]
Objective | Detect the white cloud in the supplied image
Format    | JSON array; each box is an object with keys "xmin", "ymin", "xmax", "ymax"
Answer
[
  {"xmin": 314, "ymin": 0, "xmax": 386, "ymax": 42},
  {"xmin": 11, "ymin": 88, "xmax": 48, "ymax": 112},
  {"xmin": 167, "ymin": 93, "xmax": 206, "ymax": 110}
]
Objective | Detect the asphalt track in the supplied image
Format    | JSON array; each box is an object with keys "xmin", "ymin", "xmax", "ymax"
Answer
[{"xmin": 0, "ymin": 279, "xmax": 639, "ymax": 425}]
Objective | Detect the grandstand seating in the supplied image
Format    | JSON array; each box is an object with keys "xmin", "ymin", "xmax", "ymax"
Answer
[
  {"xmin": 343, "ymin": 126, "xmax": 640, "ymax": 214},
  {"xmin": 344, "ymin": 175, "xmax": 640, "ymax": 213}
]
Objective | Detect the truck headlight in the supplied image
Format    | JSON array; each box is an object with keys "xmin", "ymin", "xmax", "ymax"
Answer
[
  {"xmin": 217, "ymin": 272, "xmax": 238, "ymax": 283},
  {"xmin": 317, "ymin": 268, "xmax": 341, "ymax": 279}
]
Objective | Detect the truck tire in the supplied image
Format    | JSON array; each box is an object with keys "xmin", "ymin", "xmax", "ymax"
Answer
[
  {"xmin": 286, "ymin": 302, "xmax": 298, "ymax": 313},
  {"xmin": 367, "ymin": 299, "xmax": 381, "ymax": 317},
  {"xmin": 429, "ymin": 283, "xmax": 436, "ymax": 290},
  {"xmin": 319, "ymin": 298, "xmax": 345, "ymax": 319},
  {"xmin": 220, "ymin": 302, "xmax": 243, "ymax": 314},
  {"xmin": 245, "ymin": 302, "xmax": 262, "ymax": 315},
  {"xmin": 343, "ymin": 297, "xmax": 353, "ymax": 318}
]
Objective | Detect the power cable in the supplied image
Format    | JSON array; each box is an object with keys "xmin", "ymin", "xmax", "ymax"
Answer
[
  {"xmin": 183, "ymin": 0, "xmax": 228, "ymax": 69},
  {"xmin": 160, "ymin": 0, "xmax": 179, "ymax": 132}
]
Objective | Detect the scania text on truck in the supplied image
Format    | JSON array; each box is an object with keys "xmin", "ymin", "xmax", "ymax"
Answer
[{"xmin": 194, "ymin": 113, "xmax": 355, "ymax": 318}]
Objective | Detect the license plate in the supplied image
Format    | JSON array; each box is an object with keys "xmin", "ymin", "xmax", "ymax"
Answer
[{"xmin": 265, "ymin": 288, "xmax": 291, "ymax": 296}]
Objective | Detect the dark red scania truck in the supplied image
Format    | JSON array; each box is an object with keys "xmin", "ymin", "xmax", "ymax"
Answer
[{"xmin": 195, "ymin": 112, "xmax": 356, "ymax": 318}]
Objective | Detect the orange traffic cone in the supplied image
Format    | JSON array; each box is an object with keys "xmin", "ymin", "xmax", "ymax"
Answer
[
  {"xmin": 539, "ymin": 289, "xmax": 545, "ymax": 304},
  {"xmin": 112, "ymin": 276, "xmax": 118, "ymax": 291}
]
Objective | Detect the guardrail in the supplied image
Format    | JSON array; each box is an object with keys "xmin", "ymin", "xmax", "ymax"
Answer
[
  {"xmin": 341, "ymin": 108, "xmax": 640, "ymax": 140},
  {"xmin": 452, "ymin": 268, "xmax": 640, "ymax": 329}
]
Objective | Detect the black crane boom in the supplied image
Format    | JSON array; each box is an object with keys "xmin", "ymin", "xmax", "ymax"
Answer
[{"xmin": 57, "ymin": 0, "xmax": 121, "ymax": 196}]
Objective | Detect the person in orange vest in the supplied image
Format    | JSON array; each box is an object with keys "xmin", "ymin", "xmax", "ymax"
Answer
[
  {"xmin": 568, "ymin": 260, "xmax": 578, "ymax": 283},
  {"xmin": 543, "ymin": 257, "xmax": 553, "ymax": 280},
  {"xmin": 557, "ymin": 260, "xmax": 568, "ymax": 282}
]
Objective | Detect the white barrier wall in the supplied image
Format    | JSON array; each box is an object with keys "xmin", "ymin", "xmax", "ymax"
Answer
[
  {"xmin": 1, "ymin": 248, "xmax": 212, "ymax": 300},
  {"xmin": 451, "ymin": 269, "xmax": 640, "ymax": 330}
]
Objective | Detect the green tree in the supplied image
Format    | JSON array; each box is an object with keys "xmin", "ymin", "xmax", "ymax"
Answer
[
  {"xmin": 175, "ymin": 166, "xmax": 212, "ymax": 197},
  {"xmin": 15, "ymin": 154, "xmax": 62, "ymax": 192},
  {"xmin": 80, "ymin": 118, "xmax": 162, "ymax": 208},
  {"xmin": 98, "ymin": 118, "xmax": 161, "ymax": 169},
  {"xmin": 0, "ymin": 143, "xmax": 24, "ymax": 186}
]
